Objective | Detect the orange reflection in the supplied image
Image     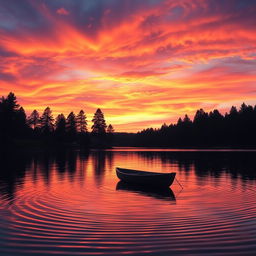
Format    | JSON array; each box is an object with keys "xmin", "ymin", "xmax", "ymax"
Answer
[{"xmin": 0, "ymin": 150, "xmax": 256, "ymax": 254}]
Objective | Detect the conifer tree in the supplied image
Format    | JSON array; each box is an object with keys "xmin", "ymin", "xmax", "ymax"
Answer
[
  {"xmin": 91, "ymin": 108, "xmax": 107, "ymax": 134},
  {"xmin": 0, "ymin": 92, "xmax": 28, "ymax": 141},
  {"xmin": 5, "ymin": 92, "xmax": 20, "ymax": 112},
  {"xmin": 66, "ymin": 112, "xmax": 77, "ymax": 135},
  {"xmin": 27, "ymin": 110, "xmax": 40, "ymax": 129},
  {"xmin": 229, "ymin": 106, "xmax": 238, "ymax": 117},
  {"xmin": 40, "ymin": 107, "xmax": 54, "ymax": 133},
  {"xmin": 17, "ymin": 107, "xmax": 26, "ymax": 125},
  {"xmin": 106, "ymin": 124, "xmax": 115, "ymax": 146},
  {"xmin": 16, "ymin": 107, "xmax": 27, "ymax": 135},
  {"xmin": 183, "ymin": 114, "xmax": 192, "ymax": 124},
  {"xmin": 107, "ymin": 124, "xmax": 114, "ymax": 133},
  {"xmin": 76, "ymin": 110, "xmax": 87, "ymax": 133},
  {"xmin": 0, "ymin": 92, "xmax": 20, "ymax": 138},
  {"xmin": 55, "ymin": 114, "xmax": 66, "ymax": 135},
  {"xmin": 177, "ymin": 118, "xmax": 183, "ymax": 126}
]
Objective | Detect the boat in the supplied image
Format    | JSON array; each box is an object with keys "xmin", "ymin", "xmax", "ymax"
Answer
[
  {"xmin": 116, "ymin": 181, "xmax": 176, "ymax": 202},
  {"xmin": 116, "ymin": 167, "xmax": 176, "ymax": 187}
]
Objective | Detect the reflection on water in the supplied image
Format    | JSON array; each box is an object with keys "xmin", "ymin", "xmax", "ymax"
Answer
[
  {"xmin": 116, "ymin": 181, "xmax": 176, "ymax": 202},
  {"xmin": 0, "ymin": 148, "xmax": 256, "ymax": 255}
]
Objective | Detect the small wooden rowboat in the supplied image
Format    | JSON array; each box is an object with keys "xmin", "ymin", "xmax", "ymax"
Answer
[{"xmin": 116, "ymin": 167, "xmax": 176, "ymax": 187}]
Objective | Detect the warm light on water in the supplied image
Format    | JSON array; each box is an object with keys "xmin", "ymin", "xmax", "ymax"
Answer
[{"xmin": 0, "ymin": 149, "xmax": 256, "ymax": 255}]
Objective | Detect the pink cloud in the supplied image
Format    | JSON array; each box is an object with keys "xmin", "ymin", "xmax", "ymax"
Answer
[{"xmin": 56, "ymin": 7, "xmax": 69, "ymax": 16}]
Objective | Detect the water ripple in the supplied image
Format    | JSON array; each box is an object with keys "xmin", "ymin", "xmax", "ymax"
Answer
[
  {"xmin": 0, "ymin": 179, "xmax": 255, "ymax": 256},
  {"xmin": 0, "ymin": 154, "xmax": 256, "ymax": 255}
]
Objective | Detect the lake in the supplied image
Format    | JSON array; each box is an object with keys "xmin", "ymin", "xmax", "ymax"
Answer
[{"xmin": 0, "ymin": 148, "xmax": 256, "ymax": 256}]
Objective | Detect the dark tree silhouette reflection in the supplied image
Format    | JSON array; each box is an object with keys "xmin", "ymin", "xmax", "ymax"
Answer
[{"xmin": 0, "ymin": 149, "xmax": 256, "ymax": 203}]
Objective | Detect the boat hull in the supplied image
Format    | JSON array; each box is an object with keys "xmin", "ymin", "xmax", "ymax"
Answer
[{"xmin": 116, "ymin": 168, "xmax": 176, "ymax": 187}]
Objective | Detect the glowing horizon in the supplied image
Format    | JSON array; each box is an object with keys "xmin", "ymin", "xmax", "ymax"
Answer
[{"xmin": 0, "ymin": 0, "xmax": 256, "ymax": 132}]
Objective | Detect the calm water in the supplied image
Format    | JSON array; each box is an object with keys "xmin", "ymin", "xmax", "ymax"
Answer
[{"xmin": 0, "ymin": 148, "xmax": 256, "ymax": 256}]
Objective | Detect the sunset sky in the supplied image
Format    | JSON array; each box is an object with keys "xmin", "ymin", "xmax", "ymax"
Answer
[{"xmin": 0, "ymin": 0, "xmax": 256, "ymax": 132}]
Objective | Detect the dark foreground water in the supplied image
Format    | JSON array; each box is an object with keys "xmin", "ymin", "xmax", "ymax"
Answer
[{"xmin": 0, "ymin": 148, "xmax": 256, "ymax": 256}]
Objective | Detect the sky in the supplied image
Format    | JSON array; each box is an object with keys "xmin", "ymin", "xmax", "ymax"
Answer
[{"xmin": 0, "ymin": 0, "xmax": 256, "ymax": 132}]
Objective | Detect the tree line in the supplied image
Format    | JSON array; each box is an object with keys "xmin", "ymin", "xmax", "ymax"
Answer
[
  {"xmin": 0, "ymin": 92, "xmax": 114, "ymax": 148},
  {"xmin": 136, "ymin": 104, "xmax": 256, "ymax": 147},
  {"xmin": 1, "ymin": 92, "xmax": 256, "ymax": 148}
]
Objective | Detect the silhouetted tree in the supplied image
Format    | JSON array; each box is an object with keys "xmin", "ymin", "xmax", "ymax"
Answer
[
  {"xmin": 106, "ymin": 124, "xmax": 115, "ymax": 147},
  {"xmin": 193, "ymin": 109, "xmax": 209, "ymax": 145},
  {"xmin": 76, "ymin": 110, "xmax": 87, "ymax": 133},
  {"xmin": 193, "ymin": 108, "xmax": 208, "ymax": 124},
  {"xmin": 183, "ymin": 115, "xmax": 192, "ymax": 125},
  {"xmin": 230, "ymin": 106, "xmax": 238, "ymax": 116},
  {"xmin": 27, "ymin": 110, "xmax": 40, "ymax": 129},
  {"xmin": 107, "ymin": 124, "xmax": 114, "ymax": 133},
  {"xmin": 66, "ymin": 112, "xmax": 77, "ymax": 136},
  {"xmin": 40, "ymin": 107, "xmax": 54, "ymax": 134},
  {"xmin": 91, "ymin": 109, "xmax": 107, "ymax": 134},
  {"xmin": 161, "ymin": 123, "xmax": 168, "ymax": 131},
  {"xmin": 137, "ymin": 103, "xmax": 256, "ymax": 148},
  {"xmin": 5, "ymin": 92, "xmax": 20, "ymax": 112},
  {"xmin": 240, "ymin": 103, "xmax": 248, "ymax": 113},
  {"xmin": 55, "ymin": 114, "xmax": 66, "ymax": 140},
  {"xmin": 90, "ymin": 109, "xmax": 107, "ymax": 148},
  {"xmin": 16, "ymin": 107, "xmax": 27, "ymax": 136},
  {"xmin": 1, "ymin": 91, "xmax": 256, "ymax": 149},
  {"xmin": 0, "ymin": 92, "xmax": 23, "ymax": 143},
  {"xmin": 177, "ymin": 118, "xmax": 183, "ymax": 126}
]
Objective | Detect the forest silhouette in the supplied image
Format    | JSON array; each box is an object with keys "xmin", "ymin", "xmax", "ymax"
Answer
[
  {"xmin": 136, "ymin": 103, "xmax": 256, "ymax": 147},
  {"xmin": 0, "ymin": 92, "xmax": 114, "ymax": 148},
  {"xmin": 0, "ymin": 92, "xmax": 256, "ymax": 148}
]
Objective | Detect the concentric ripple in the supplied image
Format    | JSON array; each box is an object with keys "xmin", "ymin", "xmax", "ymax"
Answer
[{"xmin": 0, "ymin": 151, "xmax": 256, "ymax": 256}]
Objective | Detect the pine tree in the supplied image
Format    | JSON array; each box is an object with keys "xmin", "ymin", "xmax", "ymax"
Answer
[
  {"xmin": 17, "ymin": 107, "xmax": 26, "ymax": 125},
  {"xmin": 177, "ymin": 118, "xmax": 183, "ymax": 126},
  {"xmin": 66, "ymin": 112, "xmax": 77, "ymax": 135},
  {"xmin": 76, "ymin": 110, "xmax": 87, "ymax": 133},
  {"xmin": 183, "ymin": 114, "xmax": 192, "ymax": 124},
  {"xmin": 91, "ymin": 109, "xmax": 107, "ymax": 134},
  {"xmin": 209, "ymin": 109, "xmax": 223, "ymax": 121},
  {"xmin": 229, "ymin": 106, "xmax": 238, "ymax": 116},
  {"xmin": 40, "ymin": 107, "xmax": 54, "ymax": 133},
  {"xmin": 193, "ymin": 108, "xmax": 208, "ymax": 123},
  {"xmin": 5, "ymin": 92, "xmax": 20, "ymax": 112},
  {"xmin": 106, "ymin": 124, "xmax": 115, "ymax": 146},
  {"xmin": 160, "ymin": 123, "xmax": 168, "ymax": 131},
  {"xmin": 107, "ymin": 124, "xmax": 114, "ymax": 133},
  {"xmin": 0, "ymin": 92, "xmax": 28, "ymax": 142},
  {"xmin": 240, "ymin": 103, "xmax": 248, "ymax": 113},
  {"xmin": 27, "ymin": 110, "xmax": 40, "ymax": 129},
  {"xmin": 55, "ymin": 114, "xmax": 66, "ymax": 135},
  {"xmin": 0, "ymin": 92, "xmax": 20, "ymax": 139},
  {"xmin": 16, "ymin": 107, "xmax": 27, "ymax": 135}
]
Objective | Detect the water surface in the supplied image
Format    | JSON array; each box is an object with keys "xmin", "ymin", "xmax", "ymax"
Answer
[{"xmin": 0, "ymin": 148, "xmax": 256, "ymax": 255}]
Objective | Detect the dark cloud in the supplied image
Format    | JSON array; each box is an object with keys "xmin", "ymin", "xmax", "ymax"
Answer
[
  {"xmin": 0, "ymin": 47, "xmax": 19, "ymax": 57},
  {"xmin": 0, "ymin": 0, "xmax": 49, "ymax": 30},
  {"xmin": 0, "ymin": 0, "xmax": 165, "ymax": 37},
  {"xmin": 0, "ymin": 0, "xmax": 255, "ymax": 39},
  {"xmin": 0, "ymin": 72, "xmax": 17, "ymax": 82}
]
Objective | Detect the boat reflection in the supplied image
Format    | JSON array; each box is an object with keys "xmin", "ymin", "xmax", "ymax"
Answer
[{"xmin": 116, "ymin": 181, "xmax": 176, "ymax": 202}]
